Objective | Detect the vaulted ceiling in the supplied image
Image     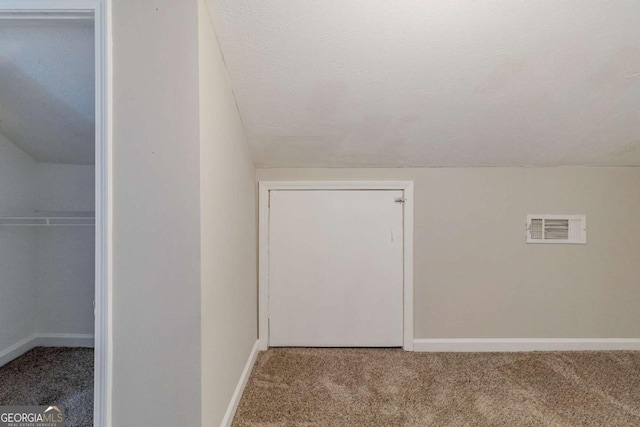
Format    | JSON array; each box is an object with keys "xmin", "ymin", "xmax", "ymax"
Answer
[
  {"xmin": 0, "ymin": 19, "xmax": 94, "ymax": 165},
  {"xmin": 208, "ymin": 0, "xmax": 640, "ymax": 167}
]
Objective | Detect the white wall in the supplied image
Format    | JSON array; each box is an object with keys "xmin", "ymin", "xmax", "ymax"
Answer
[
  {"xmin": 35, "ymin": 227, "xmax": 94, "ymax": 336},
  {"xmin": 36, "ymin": 163, "xmax": 95, "ymax": 212},
  {"xmin": 35, "ymin": 163, "xmax": 95, "ymax": 336},
  {"xmin": 0, "ymin": 135, "xmax": 95, "ymax": 359},
  {"xmin": 112, "ymin": 0, "xmax": 202, "ymax": 425},
  {"xmin": 0, "ymin": 133, "xmax": 37, "ymax": 216},
  {"xmin": 257, "ymin": 167, "xmax": 640, "ymax": 339},
  {"xmin": 112, "ymin": 2, "xmax": 258, "ymax": 424},
  {"xmin": 0, "ymin": 132, "xmax": 38, "ymax": 355},
  {"xmin": 198, "ymin": 1, "xmax": 258, "ymax": 425}
]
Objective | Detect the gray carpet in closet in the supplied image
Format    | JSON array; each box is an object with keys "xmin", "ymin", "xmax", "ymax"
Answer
[{"xmin": 0, "ymin": 347, "xmax": 93, "ymax": 427}]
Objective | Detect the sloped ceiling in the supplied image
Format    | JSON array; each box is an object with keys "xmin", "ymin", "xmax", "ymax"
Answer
[
  {"xmin": 0, "ymin": 19, "xmax": 94, "ymax": 165},
  {"xmin": 208, "ymin": 0, "xmax": 640, "ymax": 167}
]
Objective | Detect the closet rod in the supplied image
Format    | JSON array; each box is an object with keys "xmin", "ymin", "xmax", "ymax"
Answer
[{"xmin": 0, "ymin": 212, "xmax": 95, "ymax": 227}]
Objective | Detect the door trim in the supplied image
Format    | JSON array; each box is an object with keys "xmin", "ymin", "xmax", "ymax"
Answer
[
  {"xmin": 0, "ymin": 2, "xmax": 112, "ymax": 425},
  {"xmin": 258, "ymin": 181, "xmax": 414, "ymax": 351}
]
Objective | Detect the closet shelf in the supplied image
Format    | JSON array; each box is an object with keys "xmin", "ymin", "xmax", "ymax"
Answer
[{"xmin": 0, "ymin": 211, "xmax": 95, "ymax": 227}]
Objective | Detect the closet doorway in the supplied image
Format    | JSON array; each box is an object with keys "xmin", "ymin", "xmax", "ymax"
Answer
[
  {"xmin": 0, "ymin": 3, "xmax": 109, "ymax": 427},
  {"xmin": 259, "ymin": 182, "xmax": 414, "ymax": 351}
]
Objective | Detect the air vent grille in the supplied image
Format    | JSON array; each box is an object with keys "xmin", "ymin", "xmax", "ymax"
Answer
[
  {"xmin": 526, "ymin": 215, "xmax": 586, "ymax": 244},
  {"xmin": 544, "ymin": 219, "xmax": 569, "ymax": 240},
  {"xmin": 530, "ymin": 219, "xmax": 543, "ymax": 240}
]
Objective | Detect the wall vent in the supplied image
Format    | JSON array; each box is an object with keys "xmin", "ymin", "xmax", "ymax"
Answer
[{"xmin": 526, "ymin": 215, "xmax": 586, "ymax": 244}]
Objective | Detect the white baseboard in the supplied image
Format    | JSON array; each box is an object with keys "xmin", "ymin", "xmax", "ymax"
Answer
[
  {"xmin": 413, "ymin": 338, "xmax": 640, "ymax": 352},
  {"xmin": 0, "ymin": 333, "xmax": 95, "ymax": 367},
  {"xmin": 221, "ymin": 340, "xmax": 261, "ymax": 427},
  {"xmin": 0, "ymin": 335, "xmax": 37, "ymax": 368},
  {"xmin": 33, "ymin": 333, "xmax": 95, "ymax": 348}
]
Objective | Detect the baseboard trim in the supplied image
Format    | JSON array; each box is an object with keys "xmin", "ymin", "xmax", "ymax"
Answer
[
  {"xmin": 0, "ymin": 333, "xmax": 95, "ymax": 367},
  {"xmin": 0, "ymin": 335, "xmax": 37, "ymax": 368},
  {"xmin": 34, "ymin": 333, "xmax": 95, "ymax": 348},
  {"xmin": 413, "ymin": 338, "xmax": 640, "ymax": 352},
  {"xmin": 221, "ymin": 340, "xmax": 261, "ymax": 427}
]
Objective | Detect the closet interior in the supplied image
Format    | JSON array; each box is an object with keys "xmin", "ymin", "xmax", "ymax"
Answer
[
  {"xmin": 0, "ymin": 16, "xmax": 96, "ymax": 424},
  {"xmin": 0, "ymin": 151, "xmax": 95, "ymax": 353}
]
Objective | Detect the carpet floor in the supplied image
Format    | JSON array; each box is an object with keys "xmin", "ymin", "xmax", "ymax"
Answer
[
  {"xmin": 233, "ymin": 348, "xmax": 640, "ymax": 426},
  {"xmin": 0, "ymin": 347, "xmax": 94, "ymax": 427}
]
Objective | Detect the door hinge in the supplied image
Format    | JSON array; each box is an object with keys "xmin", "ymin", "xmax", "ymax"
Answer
[{"xmin": 395, "ymin": 198, "xmax": 406, "ymax": 203}]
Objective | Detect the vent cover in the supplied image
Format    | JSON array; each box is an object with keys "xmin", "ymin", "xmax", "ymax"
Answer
[{"xmin": 526, "ymin": 215, "xmax": 586, "ymax": 244}]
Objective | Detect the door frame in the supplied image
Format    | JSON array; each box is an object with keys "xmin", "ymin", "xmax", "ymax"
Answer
[
  {"xmin": 259, "ymin": 181, "xmax": 414, "ymax": 351},
  {"xmin": 0, "ymin": 2, "xmax": 112, "ymax": 426}
]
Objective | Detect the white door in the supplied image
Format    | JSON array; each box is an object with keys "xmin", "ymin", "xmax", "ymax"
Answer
[{"xmin": 268, "ymin": 190, "xmax": 404, "ymax": 347}]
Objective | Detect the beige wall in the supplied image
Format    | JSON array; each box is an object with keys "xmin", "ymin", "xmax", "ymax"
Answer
[
  {"xmin": 112, "ymin": 1, "xmax": 202, "ymax": 425},
  {"xmin": 198, "ymin": 1, "xmax": 258, "ymax": 425},
  {"xmin": 257, "ymin": 167, "xmax": 640, "ymax": 338}
]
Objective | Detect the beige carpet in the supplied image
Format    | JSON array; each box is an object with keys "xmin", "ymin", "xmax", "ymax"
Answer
[{"xmin": 232, "ymin": 348, "xmax": 640, "ymax": 426}]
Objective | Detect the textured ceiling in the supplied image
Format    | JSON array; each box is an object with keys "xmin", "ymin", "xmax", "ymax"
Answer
[
  {"xmin": 208, "ymin": 0, "xmax": 640, "ymax": 167},
  {"xmin": 0, "ymin": 19, "xmax": 94, "ymax": 165}
]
